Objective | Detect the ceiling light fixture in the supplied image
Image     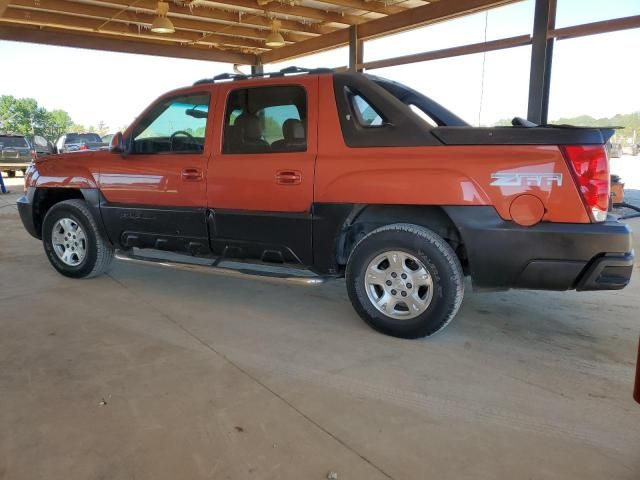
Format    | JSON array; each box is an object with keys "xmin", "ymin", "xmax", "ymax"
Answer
[
  {"xmin": 151, "ymin": 1, "xmax": 175, "ymax": 34},
  {"xmin": 265, "ymin": 19, "xmax": 285, "ymax": 48}
]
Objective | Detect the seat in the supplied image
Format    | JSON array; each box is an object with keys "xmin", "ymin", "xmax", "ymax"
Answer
[
  {"xmin": 233, "ymin": 113, "xmax": 270, "ymax": 153},
  {"xmin": 271, "ymin": 119, "xmax": 306, "ymax": 152}
]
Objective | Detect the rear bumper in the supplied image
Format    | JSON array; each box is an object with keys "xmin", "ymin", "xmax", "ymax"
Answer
[
  {"xmin": 17, "ymin": 188, "xmax": 40, "ymax": 239},
  {"xmin": 444, "ymin": 206, "xmax": 634, "ymax": 291},
  {"xmin": 0, "ymin": 162, "xmax": 30, "ymax": 169}
]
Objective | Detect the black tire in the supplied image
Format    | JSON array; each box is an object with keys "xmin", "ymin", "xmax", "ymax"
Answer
[
  {"xmin": 42, "ymin": 199, "xmax": 114, "ymax": 278},
  {"xmin": 7, "ymin": 170, "xmax": 16, "ymax": 178},
  {"xmin": 346, "ymin": 223, "xmax": 464, "ymax": 339}
]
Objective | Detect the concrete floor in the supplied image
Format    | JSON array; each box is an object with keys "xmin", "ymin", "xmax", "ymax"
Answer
[{"xmin": 1, "ymin": 175, "xmax": 639, "ymax": 480}]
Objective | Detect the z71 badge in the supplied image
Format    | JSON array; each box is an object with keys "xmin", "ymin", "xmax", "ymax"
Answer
[{"xmin": 490, "ymin": 172, "xmax": 563, "ymax": 188}]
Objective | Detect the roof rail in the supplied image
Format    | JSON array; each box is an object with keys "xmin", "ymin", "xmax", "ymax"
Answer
[{"xmin": 193, "ymin": 66, "xmax": 333, "ymax": 85}]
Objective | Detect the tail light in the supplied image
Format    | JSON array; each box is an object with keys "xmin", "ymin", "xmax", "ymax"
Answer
[
  {"xmin": 561, "ymin": 145, "xmax": 610, "ymax": 222},
  {"xmin": 79, "ymin": 144, "xmax": 89, "ymax": 150}
]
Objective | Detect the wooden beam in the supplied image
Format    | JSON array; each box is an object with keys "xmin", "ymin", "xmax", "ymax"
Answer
[
  {"xmin": 0, "ymin": 24, "xmax": 256, "ymax": 63},
  {"xmin": 75, "ymin": 0, "xmax": 334, "ymax": 35},
  {"xmin": 1, "ymin": 8, "xmax": 268, "ymax": 49},
  {"xmin": 360, "ymin": 33, "xmax": 531, "ymax": 69},
  {"xmin": 357, "ymin": 0, "xmax": 516, "ymax": 39},
  {"xmin": 261, "ymin": 0, "xmax": 515, "ymax": 63},
  {"xmin": 9, "ymin": 0, "xmax": 313, "ymax": 43},
  {"xmin": 312, "ymin": 0, "xmax": 406, "ymax": 15},
  {"xmin": 549, "ymin": 14, "xmax": 640, "ymax": 40},
  {"xmin": 207, "ymin": 0, "xmax": 367, "ymax": 25},
  {"xmin": 261, "ymin": 28, "xmax": 349, "ymax": 63}
]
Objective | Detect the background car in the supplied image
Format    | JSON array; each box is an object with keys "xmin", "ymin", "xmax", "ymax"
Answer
[
  {"xmin": 0, "ymin": 134, "xmax": 33, "ymax": 177},
  {"xmin": 101, "ymin": 133, "xmax": 114, "ymax": 146},
  {"xmin": 55, "ymin": 132, "xmax": 108, "ymax": 154},
  {"xmin": 29, "ymin": 135, "xmax": 55, "ymax": 157}
]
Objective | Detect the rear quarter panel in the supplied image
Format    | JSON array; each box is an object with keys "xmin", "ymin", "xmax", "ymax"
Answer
[{"xmin": 315, "ymin": 76, "xmax": 590, "ymax": 224}]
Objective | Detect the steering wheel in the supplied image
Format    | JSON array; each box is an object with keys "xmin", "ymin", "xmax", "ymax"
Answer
[
  {"xmin": 170, "ymin": 130, "xmax": 194, "ymax": 140},
  {"xmin": 169, "ymin": 130, "xmax": 195, "ymax": 151}
]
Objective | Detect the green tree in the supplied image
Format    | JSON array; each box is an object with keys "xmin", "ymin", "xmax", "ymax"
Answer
[
  {"xmin": 45, "ymin": 110, "xmax": 73, "ymax": 140},
  {"xmin": 0, "ymin": 95, "xmax": 47, "ymax": 137},
  {"xmin": 1, "ymin": 95, "xmax": 78, "ymax": 142},
  {"xmin": 96, "ymin": 121, "xmax": 109, "ymax": 137}
]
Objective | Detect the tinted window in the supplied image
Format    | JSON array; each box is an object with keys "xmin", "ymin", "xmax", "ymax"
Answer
[
  {"xmin": 350, "ymin": 94, "xmax": 384, "ymax": 127},
  {"xmin": 0, "ymin": 136, "xmax": 29, "ymax": 148},
  {"xmin": 223, "ymin": 86, "xmax": 306, "ymax": 154},
  {"xmin": 409, "ymin": 104, "xmax": 438, "ymax": 127},
  {"xmin": 33, "ymin": 135, "xmax": 48, "ymax": 147},
  {"xmin": 65, "ymin": 133, "xmax": 102, "ymax": 144},
  {"xmin": 132, "ymin": 93, "xmax": 210, "ymax": 154}
]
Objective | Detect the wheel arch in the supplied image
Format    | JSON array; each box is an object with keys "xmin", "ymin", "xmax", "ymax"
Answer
[
  {"xmin": 334, "ymin": 204, "xmax": 467, "ymax": 272},
  {"xmin": 31, "ymin": 188, "xmax": 108, "ymax": 242}
]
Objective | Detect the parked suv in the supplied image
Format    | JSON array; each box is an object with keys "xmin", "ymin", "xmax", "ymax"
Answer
[
  {"xmin": 55, "ymin": 133, "xmax": 108, "ymax": 154},
  {"xmin": 0, "ymin": 134, "xmax": 32, "ymax": 177},
  {"xmin": 30, "ymin": 135, "xmax": 55, "ymax": 157},
  {"xmin": 17, "ymin": 68, "xmax": 634, "ymax": 339}
]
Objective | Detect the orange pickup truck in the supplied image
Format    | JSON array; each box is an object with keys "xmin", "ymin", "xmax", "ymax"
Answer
[{"xmin": 17, "ymin": 67, "xmax": 634, "ymax": 338}]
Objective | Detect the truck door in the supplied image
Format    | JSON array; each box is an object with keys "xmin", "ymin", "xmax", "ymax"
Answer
[
  {"xmin": 207, "ymin": 77, "xmax": 318, "ymax": 265},
  {"xmin": 98, "ymin": 89, "xmax": 214, "ymax": 253}
]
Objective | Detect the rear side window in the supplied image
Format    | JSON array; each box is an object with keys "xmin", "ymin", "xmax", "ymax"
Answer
[
  {"xmin": 65, "ymin": 133, "xmax": 102, "ymax": 144},
  {"xmin": 0, "ymin": 136, "xmax": 28, "ymax": 148},
  {"xmin": 409, "ymin": 104, "xmax": 438, "ymax": 127},
  {"xmin": 223, "ymin": 85, "xmax": 307, "ymax": 154},
  {"xmin": 350, "ymin": 94, "xmax": 385, "ymax": 127}
]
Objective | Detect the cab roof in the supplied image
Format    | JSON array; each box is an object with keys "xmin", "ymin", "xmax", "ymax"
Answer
[{"xmin": 193, "ymin": 66, "xmax": 333, "ymax": 86}]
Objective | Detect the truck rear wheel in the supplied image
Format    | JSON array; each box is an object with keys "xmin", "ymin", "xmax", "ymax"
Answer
[
  {"xmin": 346, "ymin": 223, "xmax": 464, "ymax": 339},
  {"xmin": 42, "ymin": 199, "xmax": 114, "ymax": 278}
]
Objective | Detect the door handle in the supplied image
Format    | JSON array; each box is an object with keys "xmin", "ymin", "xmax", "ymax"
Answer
[
  {"xmin": 182, "ymin": 167, "xmax": 203, "ymax": 181},
  {"xmin": 275, "ymin": 170, "xmax": 302, "ymax": 185}
]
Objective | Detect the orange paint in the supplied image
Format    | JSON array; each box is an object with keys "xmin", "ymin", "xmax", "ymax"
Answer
[
  {"xmin": 509, "ymin": 194, "xmax": 545, "ymax": 227},
  {"xmin": 25, "ymin": 74, "xmax": 592, "ymax": 224}
]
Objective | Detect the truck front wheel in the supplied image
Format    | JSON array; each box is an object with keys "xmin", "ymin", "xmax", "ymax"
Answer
[
  {"xmin": 346, "ymin": 224, "xmax": 464, "ymax": 339},
  {"xmin": 42, "ymin": 199, "xmax": 114, "ymax": 278}
]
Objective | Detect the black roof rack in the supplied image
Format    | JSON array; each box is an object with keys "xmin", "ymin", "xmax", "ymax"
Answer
[{"xmin": 194, "ymin": 66, "xmax": 333, "ymax": 85}]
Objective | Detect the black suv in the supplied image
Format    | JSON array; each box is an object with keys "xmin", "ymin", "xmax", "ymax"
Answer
[{"xmin": 0, "ymin": 134, "xmax": 32, "ymax": 177}]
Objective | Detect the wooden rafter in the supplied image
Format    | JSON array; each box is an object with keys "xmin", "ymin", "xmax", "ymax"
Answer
[
  {"xmin": 311, "ymin": 0, "xmax": 406, "ymax": 15},
  {"xmin": 0, "ymin": 7, "xmax": 270, "ymax": 49},
  {"xmin": 91, "ymin": 0, "xmax": 337, "ymax": 35},
  {"xmin": 0, "ymin": 23, "xmax": 257, "ymax": 62},
  {"xmin": 361, "ymin": 33, "xmax": 532, "ymax": 70},
  {"xmin": 8, "ymin": 0, "xmax": 314, "ymax": 42},
  {"xmin": 261, "ymin": 0, "xmax": 516, "ymax": 63},
  {"xmin": 207, "ymin": 0, "xmax": 369, "ymax": 25},
  {"xmin": 549, "ymin": 14, "xmax": 640, "ymax": 40}
]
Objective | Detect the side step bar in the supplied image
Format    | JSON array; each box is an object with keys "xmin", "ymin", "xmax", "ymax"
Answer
[{"xmin": 115, "ymin": 249, "xmax": 332, "ymax": 286}]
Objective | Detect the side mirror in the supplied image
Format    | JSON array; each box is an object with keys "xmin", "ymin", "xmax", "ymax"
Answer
[{"xmin": 110, "ymin": 131, "xmax": 125, "ymax": 154}]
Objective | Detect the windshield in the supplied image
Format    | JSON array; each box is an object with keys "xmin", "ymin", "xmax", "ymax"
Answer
[
  {"xmin": 0, "ymin": 136, "xmax": 29, "ymax": 148},
  {"xmin": 66, "ymin": 133, "xmax": 102, "ymax": 144}
]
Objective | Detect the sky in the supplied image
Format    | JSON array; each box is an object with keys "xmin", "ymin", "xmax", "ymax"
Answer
[{"xmin": 0, "ymin": 0, "xmax": 638, "ymax": 131}]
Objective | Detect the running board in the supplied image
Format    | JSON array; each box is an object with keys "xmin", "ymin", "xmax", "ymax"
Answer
[{"xmin": 114, "ymin": 249, "xmax": 331, "ymax": 286}]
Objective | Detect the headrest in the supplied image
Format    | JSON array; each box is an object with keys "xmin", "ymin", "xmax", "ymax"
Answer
[
  {"xmin": 282, "ymin": 118, "xmax": 305, "ymax": 142},
  {"xmin": 235, "ymin": 113, "xmax": 262, "ymax": 141}
]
